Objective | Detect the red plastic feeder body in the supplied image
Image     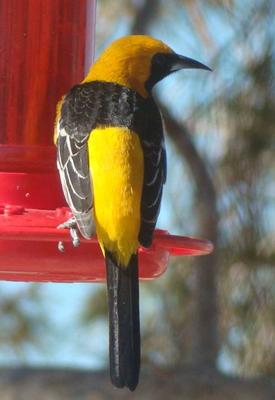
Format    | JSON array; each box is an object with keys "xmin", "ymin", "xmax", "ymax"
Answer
[{"xmin": 0, "ymin": 1, "xmax": 213, "ymax": 283}]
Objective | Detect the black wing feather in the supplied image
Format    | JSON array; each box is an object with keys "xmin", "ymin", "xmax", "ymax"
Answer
[
  {"xmin": 57, "ymin": 130, "xmax": 94, "ymax": 238},
  {"xmin": 138, "ymin": 98, "xmax": 166, "ymax": 247},
  {"xmin": 56, "ymin": 84, "xmax": 100, "ymax": 238}
]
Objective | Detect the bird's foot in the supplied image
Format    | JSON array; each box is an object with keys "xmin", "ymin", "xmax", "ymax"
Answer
[{"xmin": 57, "ymin": 217, "xmax": 80, "ymax": 251}]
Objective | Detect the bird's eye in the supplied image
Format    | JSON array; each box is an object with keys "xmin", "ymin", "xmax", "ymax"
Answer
[{"xmin": 153, "ymin": 53, "xmax": 167, "ymax": 66}]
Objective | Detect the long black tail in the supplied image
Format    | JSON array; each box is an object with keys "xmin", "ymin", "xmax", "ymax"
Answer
[{"xmin": 105, "ymin": 250, "xmax": 140, "ymax": 391}]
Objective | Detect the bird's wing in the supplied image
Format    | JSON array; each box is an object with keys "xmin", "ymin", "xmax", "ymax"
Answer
[
  {"xmin": 56, "ymin": 84, "xmax": 98, "ymax": 238},
  {"xmin": 138, "ymin": 98, "xmax": 166, "ymax": 247}
]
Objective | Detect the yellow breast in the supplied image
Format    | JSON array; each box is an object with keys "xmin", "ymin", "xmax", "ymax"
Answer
[{"xmin": 88, "ymin": 127, "xmax": 144, "ymax": 267}]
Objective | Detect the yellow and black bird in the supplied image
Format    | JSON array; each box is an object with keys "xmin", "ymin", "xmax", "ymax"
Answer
[{"xmin": 55, "ymin": 35, "xmax": 210, "ymax": 390}]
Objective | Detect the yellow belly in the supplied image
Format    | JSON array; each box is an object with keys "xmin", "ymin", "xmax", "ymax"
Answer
[{"xmin": 88, "ymin": 126, "xmax": 144, "ymax": 267}]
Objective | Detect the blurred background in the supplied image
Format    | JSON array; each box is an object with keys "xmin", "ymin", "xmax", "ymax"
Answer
[{"xmin": 0, "ymin": 0, "xmax": 275, "ymax": 398}]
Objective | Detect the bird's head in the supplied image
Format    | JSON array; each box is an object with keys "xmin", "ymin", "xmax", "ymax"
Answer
[{"xmin": 84, "ymin": 35, "xmax": 211, "ymax": 98}]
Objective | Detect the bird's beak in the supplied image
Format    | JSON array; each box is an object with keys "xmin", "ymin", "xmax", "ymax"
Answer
[{"xmin": 170, "ymin": 54, "xmax": 212, "ymax": 72}]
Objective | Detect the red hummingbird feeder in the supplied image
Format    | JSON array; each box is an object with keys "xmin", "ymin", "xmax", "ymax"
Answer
[{"xmin": 0, "ymin": 0, "xmax": 213, "ymax": 283}]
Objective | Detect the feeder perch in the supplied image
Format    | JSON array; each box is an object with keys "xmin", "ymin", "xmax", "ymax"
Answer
[{"xmin": 0, "ymin": 1, "xmax": 213, "ymax": 283}]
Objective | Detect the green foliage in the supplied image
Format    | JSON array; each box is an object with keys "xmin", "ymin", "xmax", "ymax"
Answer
[
  {"xmin": 0, "ymin": 284, "xmax": 47, "ymax": 352},
  {"xmin": 81, "ymin": 286, "xmax": 108, "ymax": 322}
]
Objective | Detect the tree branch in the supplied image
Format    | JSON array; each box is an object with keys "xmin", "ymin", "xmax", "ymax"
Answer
[
  {"xmin": 0, "ymin": 367, "xmax": 274, "ymax": 400},
  {"xmin": 161, "ymin": 105, "xmax": 219, "ymax": 366},
  {"xmin": 130, "ymin": 0, "xmax": 160, "ymax": 35}
]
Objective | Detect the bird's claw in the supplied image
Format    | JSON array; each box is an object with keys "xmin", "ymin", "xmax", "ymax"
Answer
[
  {"xmin": 69, "ymin": 227, "xmax": 80, "ymax": 248},
  {"xmin": 57, "ymin": 217, "xmax": 77, "ymax": 230},
  {"xmin": 57, "ymin": 217, "xmax": 80, "ymax": 251},
  {"xmin": 58, "ymin": 241, "xmax": 65, "ymax": 253}
]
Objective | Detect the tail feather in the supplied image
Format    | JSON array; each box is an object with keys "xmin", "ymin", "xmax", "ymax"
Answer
[{"xmin": 105, "ymin": 251, "xmax": 140, "ymax": 391}]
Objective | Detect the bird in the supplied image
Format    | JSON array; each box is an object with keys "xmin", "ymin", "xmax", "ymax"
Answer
[{"xmin": 55, "ymin": 35, "xmax": 211, "ymax": 391}]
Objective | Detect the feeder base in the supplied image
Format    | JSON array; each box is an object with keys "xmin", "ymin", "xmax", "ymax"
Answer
[{"xmin": 0, "ymin": 207, "xmax": 213, "ymax": 282}]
